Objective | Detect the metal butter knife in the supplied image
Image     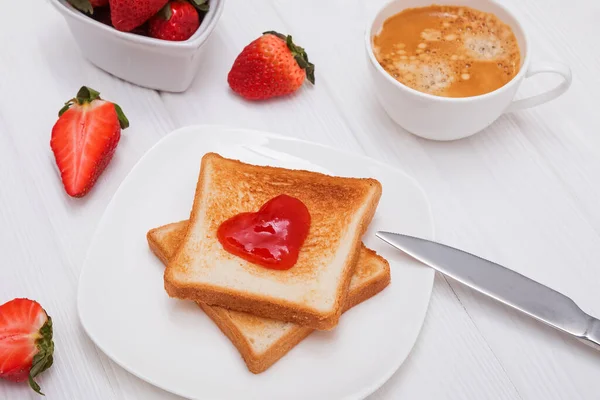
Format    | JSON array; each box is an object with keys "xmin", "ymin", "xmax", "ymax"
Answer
[{"xmin": 376, "ymin": 231, "xmax": 600, "ymax": 350}]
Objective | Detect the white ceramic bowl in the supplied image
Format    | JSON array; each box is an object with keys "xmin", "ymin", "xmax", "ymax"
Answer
[{"xmin": 51, "ymin": 0, "xmax": 225, "ymax": 92}]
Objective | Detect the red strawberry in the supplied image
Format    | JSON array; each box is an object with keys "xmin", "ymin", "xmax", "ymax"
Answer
[
  {"xmin": 109, "ymin": 0, "xmax": 169, "ymax": 32},
  {"xmin": 0, "ymin": 299, "xmax": 54, "ymax": 395},
  {"xmin": 227, "ymin": 31, "xmax": 315, "ymax": 100},
  {"xmin": 50, "ymin": 86, "xmax": 129, "ymax": 198},
  {"xmin": 91, "ymin": 5, "xmax": 150, "ymax": 35},
  {"xmin": 148, "ymin": 1, "xmax": 200, "ymax": 41},
  {"xmin": 91, "ymin": 0, "xmax": 108, "ymax": 6}
]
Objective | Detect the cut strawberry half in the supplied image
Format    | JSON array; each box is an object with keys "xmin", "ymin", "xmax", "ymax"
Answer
[
  {"xmin": 50, "ymin": 86, "xmax": 129, "ymax": 198},
  {"xmin": 0, "ymin": 299, "xmax": 54, "ymax": 395}
]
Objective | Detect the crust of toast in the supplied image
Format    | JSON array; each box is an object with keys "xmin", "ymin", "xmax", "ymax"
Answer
[
  {"xmin": 198, "ymin": 303, "xmax": 313, "ymax": 374},
  {"xmin": 148, "ymin": 220, "xmax": 391, "ymax": 373},
  {"xmin": 147, "ymin": 223, "xmax": 186, "ymax": 266},
  {"xmin": 164, "ymin": 153, "xmax": 383, "ymax": 330},
  {"xmin": 342, "ymin": 247, "xmax": 391, "ymax": 310}
]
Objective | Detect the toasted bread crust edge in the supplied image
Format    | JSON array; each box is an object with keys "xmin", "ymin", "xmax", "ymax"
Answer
[
  {"xmin": 198, "ymin": 303, "xmax": 313, "ymax": 374},
  {"xmin": 329, "ymin": 181, "xmax": 382, "ymax": 326},
  {"xmin": 147, "ymin": 227, "xmax": 173, "ymax": 266},
  {"xmin": 164, "ymin": 153, "xmax": 383, "ymax": 330},
  {"xmin": 343, "ymin": 247, "xmax": 391, "ymax": 311}
]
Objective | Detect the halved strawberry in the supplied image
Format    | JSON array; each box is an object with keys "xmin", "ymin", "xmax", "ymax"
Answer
[
  {"xmin": 50, "ymin": 86, "xmax": 129, "ymax": 198},
  {"xmin": 0, "ymin": 299, "xmax": 54, "ymax": 395}
]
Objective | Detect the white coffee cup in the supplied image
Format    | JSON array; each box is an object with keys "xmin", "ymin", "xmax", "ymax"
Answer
[{"xmin": 365, "ymin": 0, "xmax": 572, "ymax": 141}]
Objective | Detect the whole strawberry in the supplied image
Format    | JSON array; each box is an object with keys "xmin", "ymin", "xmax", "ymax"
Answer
[
  {"xmin": 51, "ymin": 86, "xmax": 129, "ymax": 198},
  {"xmin": 228, "ymin": 31, "xmax": 315, "ymax": 100},
  {"xmin": 0, "ymin": 299, "xmax": 54, "ymax": 395},
  {"xmin": 109, "ymin": 0, "xmax": 169, "ymax": 32},
  {"xmin": 149, "ymin": 1, "xmax": 200, "ymax": 41}
]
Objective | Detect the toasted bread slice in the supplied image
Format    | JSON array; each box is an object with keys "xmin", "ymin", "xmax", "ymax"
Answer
[
  {"xmin": 164, "ymin": 153, "xmax": 382, "ymax": 330},
  {"xmin": 149, "ymin": 220, "xmax": 390, "ymax": 373}
]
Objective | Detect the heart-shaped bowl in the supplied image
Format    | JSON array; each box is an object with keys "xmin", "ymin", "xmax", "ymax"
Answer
[{"xmin": 50, "ymin": 0, "xmax": 225, "ymax": 92}]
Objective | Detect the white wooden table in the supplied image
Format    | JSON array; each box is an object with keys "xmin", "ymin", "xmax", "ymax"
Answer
[{"xmin": 2, "ymin": 0, "xmax": 599, "ymax": 398}]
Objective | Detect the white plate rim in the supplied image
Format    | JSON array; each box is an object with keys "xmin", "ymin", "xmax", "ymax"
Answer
[{"xmin": 77, "ymin": 124, "xmax": 436, "ymax": 400}]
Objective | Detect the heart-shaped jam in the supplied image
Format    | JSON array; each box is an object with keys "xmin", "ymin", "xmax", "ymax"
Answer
[{"xmin": 217, "ymin": 194, "xmax": 311, "ymax": 270}]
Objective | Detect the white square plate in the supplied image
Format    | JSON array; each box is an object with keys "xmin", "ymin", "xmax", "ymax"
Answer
[{"xmin": 78, "ymin": 125, "xmax": 434, "ymax": 400}]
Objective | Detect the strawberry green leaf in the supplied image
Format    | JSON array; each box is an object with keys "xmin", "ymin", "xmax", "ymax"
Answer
[
  {"xmin": 157, "ymin": 3, "xmax": 173, "ymax": 20},
  {"xmin": 284, "ymin": 34, "xmax": 316, "ymax": 85},
  {"xmin": 58, "ymin": 101, "xmax": 75, "ymax": 117},
  {"xmin": 303, "ymin": 61, "xmax": 315, "ymax": 85},
  {"xmin": 263, "ymin": 31, "xmax": 286, "ymax": 41},
  {"xmin": 189, "ymin": 0, "xmax": 209, "ymax": 12},
  {"xmin": 76, "ymin": 86, "xmax": 101, "ymax": 104},
  {"xmin": 262, "ymin": 32, "xmax": 315, "ymax": 83},
  {"xmin": 113, "ymin": 103, "xmax": 130, "ymax": 130},
  {"xmin": 59, "ymin": 86, "xmax": 102, "ymax": 115},
  {"xmin": 28, "ymin": 376, "xmax": 42, "ymax": 396},
  {"xmin": 28, "ymin": 316, "xmax": 54, "ymax": 396},
  {"xmin": 67, "ymin": 0, "xmax": 93, "ymax": 14}
]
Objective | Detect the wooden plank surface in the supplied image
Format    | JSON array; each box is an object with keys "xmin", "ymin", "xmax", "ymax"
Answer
[{"xmin": 1, "ymin": 0, "xmax": 598, "ymax": 398}]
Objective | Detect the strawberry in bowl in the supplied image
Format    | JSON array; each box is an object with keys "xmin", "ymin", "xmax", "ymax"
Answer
[
  {"xmin": 149, "ymin": 1, "xmax": 202, "ymax": 41},
  {"xmin": 64, "ymin": 0, "xmax": 209, "ymax": 40},
  {"xmin": 50, "ymin": 0, "xmax": 225, "ymax": 91}
]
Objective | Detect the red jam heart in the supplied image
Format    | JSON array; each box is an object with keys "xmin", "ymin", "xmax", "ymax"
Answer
[{"xmin": 217, "ymin": 194, "xmax": 311, "ymax": 270}]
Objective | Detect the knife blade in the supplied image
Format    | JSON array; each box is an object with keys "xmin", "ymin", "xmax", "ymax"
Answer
[{"xmin": 376, "ymin": 231, "xmax": 600, "ymax": 350}]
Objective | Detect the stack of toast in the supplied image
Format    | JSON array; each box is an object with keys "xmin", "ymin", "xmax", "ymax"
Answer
[{"xmin": 147, "ymin": 152, "xmax": 390, "ymax": 373}]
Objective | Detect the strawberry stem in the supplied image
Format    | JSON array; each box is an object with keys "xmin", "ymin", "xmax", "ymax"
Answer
[
  {"xmin": 263, "ymin": 31, "xmax": 315, "ymax": 84},
  {"xmin": 76, "ymin": 86, "xmax": 101, "ymax": 104}
]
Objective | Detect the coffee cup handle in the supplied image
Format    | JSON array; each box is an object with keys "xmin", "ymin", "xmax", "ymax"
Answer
[{"xmin": 506, "ymin": 62, "xmax": 572, "ymax": 112}]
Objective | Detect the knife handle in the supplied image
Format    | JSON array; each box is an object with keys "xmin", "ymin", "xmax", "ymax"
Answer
[{"xmin": 580, "ymin": 316, "xmax": 600, "ymax": 350}]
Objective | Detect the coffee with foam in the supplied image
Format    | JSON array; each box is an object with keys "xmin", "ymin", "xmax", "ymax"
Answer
[{"xmin": 373, "ymin": 5, "xmax": 521, "ymax": 98}]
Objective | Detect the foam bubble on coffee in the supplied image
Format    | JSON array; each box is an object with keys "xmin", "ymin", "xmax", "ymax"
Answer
[
  {"xmin": 464, "ymin": 35, "xmax": 505, "ymax": 59},
  {"xmin": 393, "ymin": 60, "xmax": 455, "ymax": 95},
  {"xmin": 421, "ymin": 29, "xmax": 442, "ymax": 41},
  {"xmin": 373, "ymin": 5, "xmax": 521, "ymax": 98}
]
